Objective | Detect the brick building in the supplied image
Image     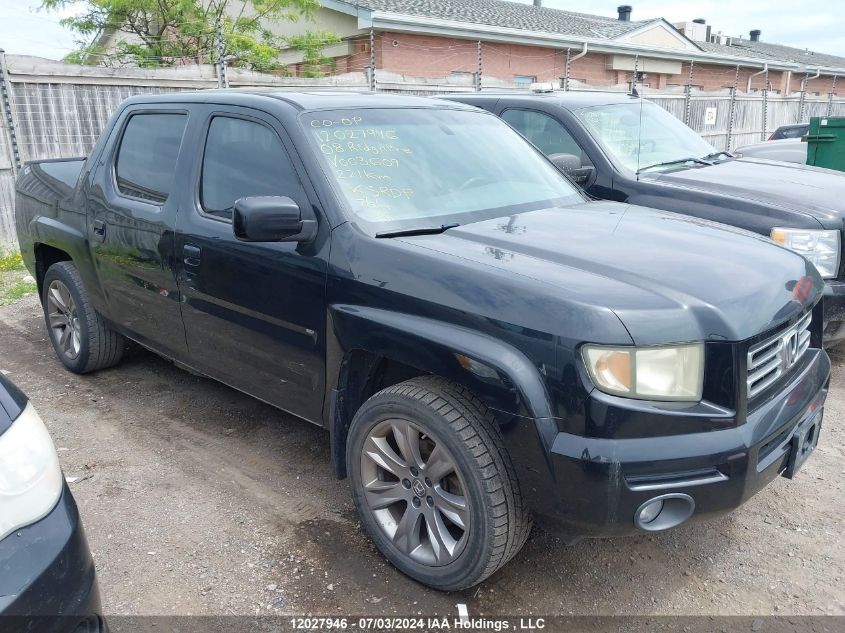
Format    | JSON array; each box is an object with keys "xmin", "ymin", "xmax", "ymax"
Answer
[{"xmin": 272, "ymin": 0, "xmax": 845, "ymax": 94}]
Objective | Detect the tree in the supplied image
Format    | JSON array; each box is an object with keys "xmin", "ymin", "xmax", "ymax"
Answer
[
  {"xmin": 43, "ymin": 0, "xmax": 339, "ymax": 75},
  {"xmin": 286, "ymin": 31, "xmax": 340, "ymax": 77}
]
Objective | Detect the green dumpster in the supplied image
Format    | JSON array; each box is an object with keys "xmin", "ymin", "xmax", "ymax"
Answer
[{"xmin": 806, "ymin": 116, "xmax": 845, "ymax": 172}]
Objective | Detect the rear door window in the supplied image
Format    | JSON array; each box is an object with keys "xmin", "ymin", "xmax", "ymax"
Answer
[{"xmin": 115, "ymin": 113, "xmax": 187, "ymax": 204}]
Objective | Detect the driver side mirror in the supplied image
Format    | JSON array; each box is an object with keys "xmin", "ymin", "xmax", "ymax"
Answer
[
  {"xmin": 549, "ymin": 153, "xmax": 595, "ymax": 185},
  {"xmin": 233, "ymin": 196, "xmax": 317, "ymax": 243}
]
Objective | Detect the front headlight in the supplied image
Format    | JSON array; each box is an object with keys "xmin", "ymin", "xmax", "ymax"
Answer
[
  {"xmin": 582, "ymin": 343, "xmax": 704, "ymax": 401},
  {"xmin": 771, "ymin": 228, "xmax": 840, "ymax": 279},
  {"xmin": 0, "ymin": 403, "xmax": 63, "ymax": 541}
]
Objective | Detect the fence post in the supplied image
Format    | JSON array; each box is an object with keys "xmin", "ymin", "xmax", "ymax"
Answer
[
  {"xmin": 726, "ymin": 65, "xmax": 739, "ymax": 152},
  {"xmin": 214, "ymin": 14, "xmax": 228, "ymax": 88},
  {"xmin": 476, "ymin": 41, "xmax": 482, "ymax": 92},
  {"xmin": 0, "ymin": 49, "xmax": 20, "ymax": 174},
  {"xmin": 761, "ymin": 68, "xmax": 769, "ymax": 140},
  {"xmin": 368, "ymin": 28, "xmax": 376, "ymax": 91},
  {"xmin": 630, "ymin": 54, "xmax": 639, "ymax": 94},
  {"xmin": 798, "ymin": 71, "xmax": 808, "ymax": 123},
  {"xmin": 563, "ymin": 47, "xmax": 571, "ymax": 91},
  {"xmin": 684, "ymin": 60, "xmax": 694, "ymax": 125},
  {"xmin": 828, "ymin": 75, "xmax": 838, "ymax": 117}
]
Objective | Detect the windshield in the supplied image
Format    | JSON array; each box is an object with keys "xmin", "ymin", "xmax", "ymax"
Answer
[
  {"xmin": 302, "ymin": 108, "xmax": 582, "ymax": 231},
  {"xmin": 576, "ymin": 102, "xmax": 716, "ymax": 173}
]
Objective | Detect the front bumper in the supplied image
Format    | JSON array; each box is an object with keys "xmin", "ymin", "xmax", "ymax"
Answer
[
  {"xmin": 822, "ymin": 279, "xmax": 845, "ymax": 347},
  {"xmin": 532, "ymin": 348, "xmax": 830, "ymax": 538},
  {"xmin": 0, "ymin": 483, "xmax": 102, "ymax": 632}
]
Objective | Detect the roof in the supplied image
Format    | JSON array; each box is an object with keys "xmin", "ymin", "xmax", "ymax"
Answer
[
  {"xmin": 444, "ymin": 90, "xmax": 643, "ymax": 110},
  {"xmin": 122, "ymin": 89, "xmax": 479, "ymax": 111},
  {"xmin": 699, "ymin": 39, "xmax": 845, "ymax": 70},
  {"xmin": 346, "ymin": 0, "xmax": 658, "ymax": 40}
]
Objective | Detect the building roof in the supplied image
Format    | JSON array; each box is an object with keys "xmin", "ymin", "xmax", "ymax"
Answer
[
  {"xmin": 346, "ymin": 0, "xmax": 658, "ymax": 40},
  {"xmin": 335, "ymin": 0, "xmax": 845, "ymax": 71},
  {"xmin": 699, "ymin": 39, "xmax": 845, "ymax": 71}
]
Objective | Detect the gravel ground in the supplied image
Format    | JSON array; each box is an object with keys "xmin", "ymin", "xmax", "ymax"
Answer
[{"xmin": 1, "ymin": 295, "xmax": 843, "ymax": 617}]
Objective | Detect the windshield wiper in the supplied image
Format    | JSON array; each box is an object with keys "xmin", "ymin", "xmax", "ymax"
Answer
[
  {"xmin": 375, "ymin": 222, "xmax": 460, "ymax": 239},
  {"xmin": 637, "ymin": 157, "xmax": 712, "ymax": 174}
]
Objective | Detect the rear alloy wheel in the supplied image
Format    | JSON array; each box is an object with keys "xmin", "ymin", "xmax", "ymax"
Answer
[
  {"xmin": 46, "ymin": 279, "xmax": 82, "ymax": 360},
  {"xmin": 348, "ymin": 377, "xmax": 531, "ymax": 590},
  {"xmin": 42, "ymin": 262, "xmax": 125, "ymax": 374}
]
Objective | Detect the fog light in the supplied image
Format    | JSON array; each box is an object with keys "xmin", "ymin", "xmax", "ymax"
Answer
[
  {"xmin": 634, "ymin": 493, "xmax": 695, "ymax": 531},
  {"xmin": 638, "ymin": 499, "xmax": 663, "ymax": 524}
]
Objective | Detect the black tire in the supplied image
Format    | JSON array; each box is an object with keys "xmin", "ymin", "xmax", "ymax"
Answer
[
  {"xmin": 347, "ymin": 376, "xmax": 531, "ymax": 590},
  {"xmin": 42, "ymin": 262, "xmax": 125, "ymax": 374}
]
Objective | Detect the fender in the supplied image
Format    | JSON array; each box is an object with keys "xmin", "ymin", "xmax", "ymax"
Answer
[
  {"xmin": 325, "ymin": 304, "xmax": 560, "ymax": 485},
  {"xmin": 26, "ymin": 214, "xmax": 112, "ymax": 316}
]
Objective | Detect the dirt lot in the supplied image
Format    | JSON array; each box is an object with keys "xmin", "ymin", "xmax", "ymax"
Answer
[{"xmin": 1, "ymin": 295, "xmax": 843, "ymax": 617}]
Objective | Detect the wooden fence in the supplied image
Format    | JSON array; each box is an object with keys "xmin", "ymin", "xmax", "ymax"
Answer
[{"xmin": 2, "ymin": 54, "xmax": 844, "ymax": 247}]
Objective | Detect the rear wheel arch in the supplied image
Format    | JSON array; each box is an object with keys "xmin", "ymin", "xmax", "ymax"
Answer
[{"xmin": 34, "ymin": 243, "xmax": 72, "ymax": 294}]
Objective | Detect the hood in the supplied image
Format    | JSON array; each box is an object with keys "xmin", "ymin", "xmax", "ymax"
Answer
[
  {"xmin": 648, "ymin": 158, "xmax": 845, "ymax": 228},
  {"xmin": 734, "ymin": 139, "xmax": 807, "ymax": 164},
  {"xmin": 400, "ymin": 202, "xmax": 823, "ymax": 345}
]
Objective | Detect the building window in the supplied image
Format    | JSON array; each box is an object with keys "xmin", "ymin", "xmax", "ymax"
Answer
[
  {"xmin": 450, "ymin": 71, "xmax": 478, "ymax": 85},
  {"xmin": 513, "ymin": 75, "xmax": 537, "ymax": 86}
]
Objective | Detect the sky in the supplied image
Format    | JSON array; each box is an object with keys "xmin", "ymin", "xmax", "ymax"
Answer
[
  {"xmin": 542, "ymin": 0, "xmax": 845, "ymax": 56},
  {"xmin": 0, "ymin": 0, "xmax": 843, "ymax": 60}
]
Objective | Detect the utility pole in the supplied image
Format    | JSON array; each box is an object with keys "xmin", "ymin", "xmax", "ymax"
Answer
[
  {"xmin": 215, "ymin": 14, "xmax": 228, "ymax": 89},
  {"xmin": 0, "ymin": 49, "xmax": 20, "ymax": 174}
]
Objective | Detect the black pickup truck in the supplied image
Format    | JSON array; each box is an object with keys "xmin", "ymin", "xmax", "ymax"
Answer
[
  {"xmin": 14, "ymin": 91, "xmax": 829, "ymax": 590},
  {"xmin": 443, "ymin": 92, "xmax": 845, "ymax": 346}
]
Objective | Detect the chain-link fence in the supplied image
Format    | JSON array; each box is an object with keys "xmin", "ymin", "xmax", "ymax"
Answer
[{"xmin": 2, "ymin": 52, "xmax": 844, "ymax": 247}]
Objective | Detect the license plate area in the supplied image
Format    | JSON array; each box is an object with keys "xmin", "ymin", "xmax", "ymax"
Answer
[{"xmin": 784, "ymin": 411, "xmax": 822, "ymax": 479}]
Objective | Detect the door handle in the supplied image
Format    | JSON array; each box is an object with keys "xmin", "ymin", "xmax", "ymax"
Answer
[
  {"xmin": 92, "ymin": 219, "xmax": 106, "ymax": 240},
  {"xmin": 183, "ymin": 244, "xmax": 202, "ymax": 267}
]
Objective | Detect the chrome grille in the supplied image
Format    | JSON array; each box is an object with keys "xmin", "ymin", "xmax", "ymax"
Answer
[{"xmin": 747, "ymin": 312, "xmax": 812, "ymax": 398}]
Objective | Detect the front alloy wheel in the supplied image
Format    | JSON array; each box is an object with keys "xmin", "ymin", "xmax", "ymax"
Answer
[
  {"xmin": 361, "ymin": 418, "xmax": 470, "ymax": 566},
  {"xmin": 348, "ymin": 377, "xmax": 531, "ymax": 590}
]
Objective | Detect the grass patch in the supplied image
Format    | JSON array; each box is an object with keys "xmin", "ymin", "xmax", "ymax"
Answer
[
  {"xmin": 0, "ymin": 249, "xmax": 37, "ymax": 305},
  {"xmin": 1, "ymin": 277, "xmax": 38, "ymax": 305},
  {"xmin": 0, "ymin": 251, "xmax": 25, "ymax": 273}
]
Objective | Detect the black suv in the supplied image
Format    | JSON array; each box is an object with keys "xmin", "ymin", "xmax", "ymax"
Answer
[
  {"xmin": 14, "ymin": 91, "xmax": 829, "ymax": 589},
  {"xmin": 443, "ymin": 92, "xmax": 845, "ymax": 346}
]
